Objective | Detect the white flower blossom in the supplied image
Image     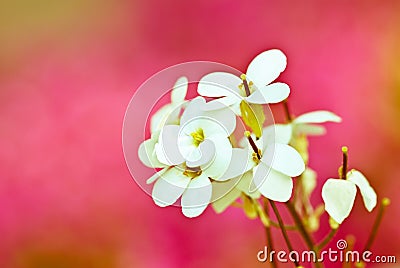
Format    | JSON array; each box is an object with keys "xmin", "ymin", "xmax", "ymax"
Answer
[
  {"xmin": 150, "ymin": 76, "xmax": 188, "ymax": 133},
  {"xmin": 197, "ymin": 49, "xmax": 290, "ymax": 111},
  {"xmin": 322, "ymin": 169, "xmax": 377, "ymax": 224}
]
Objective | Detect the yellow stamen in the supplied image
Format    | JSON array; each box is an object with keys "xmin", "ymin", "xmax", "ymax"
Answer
[{"xmin": 190, "ymin": 128, "xmax": 204, "ymax": 147}]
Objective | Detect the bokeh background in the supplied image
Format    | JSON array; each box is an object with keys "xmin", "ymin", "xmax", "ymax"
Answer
[{"xmin": 1, "ymin": 1, "xmax": 399, "ymax": 267}]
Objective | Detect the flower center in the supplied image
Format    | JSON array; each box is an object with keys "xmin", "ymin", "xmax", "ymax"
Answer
[
  {"xmin": 239, "ymin": 74, "xmax": 255, "ymax": 97},
  {"xmin": 190, "ymin": 128, "xmax": 205, "ymax": 147}
]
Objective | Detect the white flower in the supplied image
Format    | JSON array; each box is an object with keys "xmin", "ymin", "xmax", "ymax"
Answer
[
  {"xmin": 322, "ymin": 169, "xmax": 377, "ymax": 224},
  {"xmin": 236, "ymin": 125, "xmax": 305, "ymax": 202},
  {"xmin": 140, "ymin": 97, "xmax": 240, "ymax": 217},
  {"xmin": 150, "ymin": 76, "xmax": 188, "ymax": 133},
  {"xmin": 197, "ymin": 49, "xmax": 290, "ymax": 110}
]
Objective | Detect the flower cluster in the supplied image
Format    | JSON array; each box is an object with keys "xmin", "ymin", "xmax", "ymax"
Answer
[{"xmin": 136, "ymin": 49, "xmax": 387, "ymax": 266}]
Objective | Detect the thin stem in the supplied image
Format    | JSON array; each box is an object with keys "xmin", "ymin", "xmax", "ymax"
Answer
[
  {"xmin": 240, "ymin": 74, "xmax": 251, "ymax": 97},
  {"xmin": 286, "ymin": 202, "xmax": 322, "ymax": 268},
  {"xmin": 341, "ymin": 146, "xmax": 348, "ymax": 179},
  {"xmin": 263, "ymin": 199, "xmax": 277, "ymax": 268},
  {"xmin": 316, "ymin": 228, "xmax": 338, "ymax": 250},
  {"xmin": 269, "ymin": 199, "xmax": 300, "ymax": 267},
  {"xmin": 283, "ymin": 99, "xmax": 293, "ymax": 122},
  {"xmin": 363, "ymin": 198, "xmax": 390, "ymax": 252},
  {"xmin": 245, "ymin": 131, "xmax": 261, "ymax": 159}
]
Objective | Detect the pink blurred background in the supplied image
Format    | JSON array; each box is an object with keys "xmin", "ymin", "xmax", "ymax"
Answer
[{"xmin": 1, "ymin": 1, "xmax": 399, "ymax": 267}]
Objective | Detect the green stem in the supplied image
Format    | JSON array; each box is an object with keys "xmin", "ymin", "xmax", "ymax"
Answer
[
  {"xmin": 269, "ymin": 199, "xmax": 300, "ymax": 267},
  {"xmin": 363, "ymin": 198, "xmax": 390, "ymax": 252},
  {"xmin": 316, "ymin": 228, "xmax": 338, "ymax": 251},
  {"xmin": 263, "ymin": 199, "xmax": 277, "ymax": 268}
]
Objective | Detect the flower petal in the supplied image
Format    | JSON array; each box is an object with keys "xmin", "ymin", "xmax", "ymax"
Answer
[
  {"xmin": 293, "ymin": 111, "xmax": 342, "ymax": 124},
  {"xmin": 301, "ymin": 167, "xmax": 317, "ymax": 197},
  {"xmin": 202, "ymin": 96, "xmax": 240, "ymax": 111},
  {"xmin": 217, "ymin": 148, "xmax": 255, "ymax": 181},
  {"xmin": 347, "ymin": 170, "xmax": 377, "ymax": 212},
  {"xmin": 201, "ymin": 135, "xmax": 232, "ymax": 180},
  {"xmin": 181, "ymin": 173, "xmax": 212, "ymax": 217},
  {"xmin": 180, "ymin": 97, "xmax": 206, "ymax": 126},
  {"xmin": 138, "ymin": 132, "xmax": 165, "ymax": 168},
  {"xmin": 253, "ymin": 162, "xmax": 293, "ymax": 202},
  {"xmin": 322, "ymin": 179, "xmax": 357, "ymax": 224},
  {"xmin": 262, "ymin": 143, "xmax": 305, "ymax": 177},
  {"xmin": 262, "ymin": 124, "xmax": 293, "ymax": 148},
  {"xmin": 198, "ymin": 72, "xmax": 242, "ymax": 98},
  {"xmin": 152, "ymin": 167, "xmax": 191, "ymax": 207},
  {"xmin": 294, "ymin": 123, "xmax": 326, "ymax": 136},
  {"xmin": 156, "ymin": 125, "xmax": 185, "ymax": 165},
  {"xmin": 236, "ymin": 170, "xmax": 261, "ymax": 199},
  {"xmin": 211, "ymin": 179, "xmax": 241, "ymax": 213},
  {"xmin": 203, "ymin": 107, "xmax": 237, "ymax": 136},
  {"xmin": 171, "ymin": 76, "xmax": 188, "ymax": 104},
  {"xmin": 246, "ymin": 83, "xmax": 290, "ymax": 104},
  {"xmin": 246, "ymin": 49, "xmax": 287, "ymax": 87},
  {"xmin": 186, "ymin": 139, "xmax": 216, "ymax": 167},
  {"xmin": 146, "ymin": 167, "xmax": 168, "ymax": 184}
]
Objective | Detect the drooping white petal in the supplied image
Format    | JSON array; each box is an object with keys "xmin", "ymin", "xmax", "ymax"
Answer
[
  {"xmin": 322, "ymin": 179, "xmax": 357, "ymax": 224},
  {"xmin": 138, "ymin": 132, "xmax": 165, "ymax": 168},
  {"xmin": 201, "ymin": 135, "xmax": 232, "ymax": 180},
  {"xmin": 294, "ymin": 123, "xmax": 326, "ymax": 136},
  {"xmin": 156, "ymin": 125, "xmax": 184, "ymax": 165},
  {"xmin": 186, "ymin": 139, "xmax": 216, "ymax": 167},
  {"xmin": 262, "ymin": 143, "xmax": 305, "ymax": 177},
  {"xmin": 246, "ymin": 49, "xmax": 287, "ymax": 87},
  {"xmin": 181, "ymin": 173, "xmax": 212, "ymax": 217},
  {"xmin": 253, "ymin": 162, "xmax": 293, "ymax": 202},
  {"xmin": 246, "ymin": 83, "xmax": 290, "ymax": 104},
  {"xmin": 211, "ymin": 179, "xmax": 241, "ymax": 213},
  {"xmin": 152, "ymin": 167, "xmax": 191, "ymax": 207},
  {"xmin": 171, "ymin": 76, "xmax": 188, "ymax": 104},
  {"xmin": 150, "ymin": 102, "xmax": 184, "ymax": 133},
  {"xmin": 347, "ymin": 170, "xmax": 377, "ymax": 212},
  {"xmin": 198, "ymin": 72, "xmax": 242, "ymax": 98},
  {"xmin": 217, "ymin": 148, "xmax": 255, "ymax": 181},
  {"xmin": 293, "ymin": 111, "xmax": 342, "ymax": 124},
  {"xmin": 262, "ymin": 124, "xmax": 293, "ymax": 148}
]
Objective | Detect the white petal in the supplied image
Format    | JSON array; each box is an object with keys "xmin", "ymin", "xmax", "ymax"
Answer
[
  {"xmin": 262, "ymin": 124, "xmax": 293, "ymax": 148},
  {"xmin": 301, "ymin": 167, "xmax": 317, "ymax": 197},
  {"xmin": 150, "ymin": 103, "xmax": 183, "ymax": 133},
  {"xmin": 171, "ymin": 76, "xmax": 188, "ymax": 103},
  {"xmin": 246, "ymin": 83, "xmax": 290, "ymax": 104},
  {"xmin": 156, "ymin": 125, "xmax": 184, "ymax": 165},
  {"xmin": 186, "ymin": 139, "xmax": 216, "ymax": 167},
  {"xmin": 152, "ymin": 167, "xmax": 191, "ymax": 207},
  {"xmin": 322, "ymin": 179, "xmax": 357, "ymax": 224},
  {"xmin": 198, "ymin": 72, "xmax": 242, "ymax": 98},
  {"xmin": 246, "ymin": 49, "xmax": 287, "ymax": 87},
  {"xmin": 262, "ymin": 143, "xmax": 305, "ymax": 177},
  {"xmin": 203, "ymin": 107, "xmax": 237, "ymax": 135},
  {"xmin": 347, "ymin": 170, "xmax": 377, "ymax": 212},
  {"xmin": 293, "ymin": 111, "xmax": 342, "ymax": 124},
  {"xmin": 211, "ymin": 179, "xmax": 241, "ymax": 213},
  {"xmin": 217, "ymin": 148, "xmax": 255, "ymax": 181},
  {"xmin": 253, "ymin": 163, "xmax": 293, "ymax": 202},
  {"xmin": 202, "ymin": 96, "xmax": 240, "ymax": 111},
  {"xmin": 181, "ymin": 174, "xmax": 212, "ymax": 217},
  {"xmin": 180, "ymin": 97, "xmax": 206, "ymax": 126},
  {"xmin": 138, "ymin": 134, "xmax": 165, "ymax": 168},
  {"xmin": 146, "ymin": 167, "xmax": 168, "ymax": 184},
  {"xmin": 294, "ymin": 123, "xmax": 326, "ymax": 136},
  {"xmin": 201, "ymin": 135, "xmax": 232, "ymax": 180}
]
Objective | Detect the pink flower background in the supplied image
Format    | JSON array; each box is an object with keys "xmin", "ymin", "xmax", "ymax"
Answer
[{"xmin": 1, "ymin": 1, "xmax": 399, "ymax": 267}]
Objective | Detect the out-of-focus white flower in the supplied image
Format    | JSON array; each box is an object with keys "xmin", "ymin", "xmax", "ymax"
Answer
[
  {"xmin": 150, "ymin": 77, "xmax": 188, "ymax": 133},
  {"xmin": 197, "ymin": 49, "xmax": 290, "ymax": 110},
  {"xmin": 322, "ymin": 169, "xmax": 377, "ymax": 224},
  {"xmin": 289, "ymin": 110, "xmax": 342, "ymax": 136}
]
